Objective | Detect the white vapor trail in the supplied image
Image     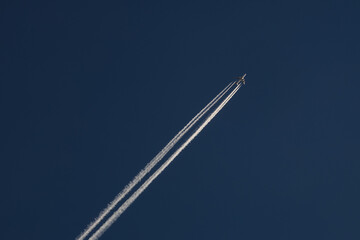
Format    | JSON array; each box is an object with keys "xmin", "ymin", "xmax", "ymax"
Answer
[
  {"xmin": 88, "ymin": 83, "xmax": 242, "ymax": 240},
  {"xmin": 77, "ymin": 82, "xmax": 234, "ymax": 240}
]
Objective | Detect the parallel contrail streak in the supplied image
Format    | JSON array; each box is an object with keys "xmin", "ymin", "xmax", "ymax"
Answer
[
  {"xmin": 77, "ymin": 82, "xmax": 234, "ymax": 240},
  {"xmin": 89, "ymin": 84, "xmax": 242, "ymax": 240}
]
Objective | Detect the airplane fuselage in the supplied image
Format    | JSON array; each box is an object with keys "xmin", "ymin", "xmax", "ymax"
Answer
[{"xmin": 236, "ymin": 73, "xmax": 246, "ymax": 85}]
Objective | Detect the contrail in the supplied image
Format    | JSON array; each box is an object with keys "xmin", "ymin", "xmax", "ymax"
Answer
[
  {"xmin": 88, "ymin": 83, "xmax": 242, "ymax": 240},
  {"xmin": 76, "ymin": 82, "xmax": 234, "ymax": 240}
]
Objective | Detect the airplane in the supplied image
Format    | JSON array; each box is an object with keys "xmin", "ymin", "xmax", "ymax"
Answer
[{"xmin": 235, "ymin": 73, "xmax": 246, "ymax": 85}]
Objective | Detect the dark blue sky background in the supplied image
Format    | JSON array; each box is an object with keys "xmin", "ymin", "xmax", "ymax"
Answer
[{"xmin": 2, "ymin": 0, "xmax": 360, "ymax": 239}]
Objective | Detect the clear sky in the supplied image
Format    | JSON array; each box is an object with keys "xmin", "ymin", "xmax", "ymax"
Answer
[{"xmin": 2, "ymin": 0, "xmax": 360, "ymax": 239}]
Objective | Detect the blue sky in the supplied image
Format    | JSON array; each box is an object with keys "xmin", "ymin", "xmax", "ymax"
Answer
[{"xmin": 2, "ymin": 0, "xmax": 360, "ymax": 239}]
